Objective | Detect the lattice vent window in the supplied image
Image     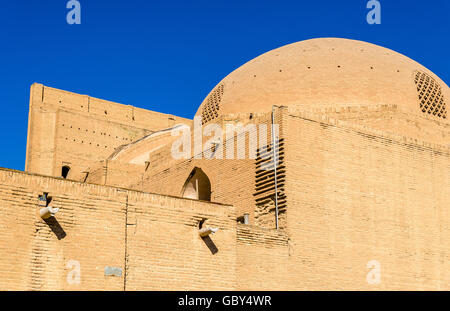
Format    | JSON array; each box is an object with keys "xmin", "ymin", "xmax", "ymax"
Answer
[
  {"xmin": 414, "ymin": 71, "xmax": 447, "ymax": 119},
  {"xmin": 201, "ymin": 84, "xmax": 224, "ymax": 124}
]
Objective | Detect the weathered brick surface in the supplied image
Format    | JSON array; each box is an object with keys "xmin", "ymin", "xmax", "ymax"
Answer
[
  {"xmin": 0, "ymin": 168, "xmax": 236, "ymax": 290},
  {"xmin": 8, "ymin": 74, "xmax": 450, "ymax": 290},
  {"xmin": 25, "ymin": 84, "xmax": 189, "ymax": 180},
  {"xmin": 138, "ymin": 107, "xmax": 450, "ymax": 290},
  {"xmin": 125, "ymin": 193, "xmax": 236, "ymax": 290},
  {"xmin": 236, "ymin": 224, "xmax": 289, "ymax": 290},
  {"xmin": 144, "ymin": 113, "xmax": 282, "ymax": 225},
  {"xmin": 0, "ymin": 169, "xmax": 126, "ymax": 290}
]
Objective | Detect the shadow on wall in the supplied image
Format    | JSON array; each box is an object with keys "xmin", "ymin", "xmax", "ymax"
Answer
[
  {"xmin": 44, "ymin": 217, "xmax": 67, "ymax": 240},
  {"xmin": 201, "ymin": 236, "xmax": 218, "ymax": 255}
]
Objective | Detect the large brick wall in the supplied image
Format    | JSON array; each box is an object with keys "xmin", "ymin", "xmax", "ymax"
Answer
[
  {"xmin": 283, "ymin": 111, "xmax": 450, "ymax": 290},
  {"xmin": 0, "ymin": 168, "xmax": 236, "ymax": 290}
]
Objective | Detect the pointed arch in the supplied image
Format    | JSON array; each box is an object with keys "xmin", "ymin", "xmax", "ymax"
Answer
[{"xmin": 181, "ymin": 167, "xmax": 211, "ymax": 201}]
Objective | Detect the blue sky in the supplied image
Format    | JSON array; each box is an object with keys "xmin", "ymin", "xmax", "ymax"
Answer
[{"xmin": 0, "ymin": 0, "xmax": 448, "ymax": 171}]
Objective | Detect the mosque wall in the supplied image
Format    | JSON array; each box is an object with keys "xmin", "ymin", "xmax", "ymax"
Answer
[
  {"xmin": 291, "ymin": 104, "xmax": 450, "ymax": 146},
  {"xmin": 142, "ymin": 112, "xmax": 284, "ymax": 226},
  {"xmin": 25, "ymin": 84, "xmax": 190, "ymax": 181},
  {"xmin": 8, "ymin": 36, "xmax": 450, "ymax": 291},
  {"xmin": 283, "ymin": 111, "xmax": 450, "ymax": 290},
  {"xmin": 17, "ymin": 92, "xmax": 450, "ymax": 290},
  {"xmin": 236, "ymin": 224, "xmax": 289, "ymax": 290},
  {"xmin": 85, "ymin": 160, "xmax": 145, "ymax": 190}
]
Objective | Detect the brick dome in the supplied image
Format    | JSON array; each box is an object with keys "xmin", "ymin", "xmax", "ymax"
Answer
[{"xmin": 195, "ymin": 38, "xmax": 449, "ymax": 122}]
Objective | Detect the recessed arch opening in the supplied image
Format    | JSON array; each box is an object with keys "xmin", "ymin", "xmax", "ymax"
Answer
[{"xmin": 181, "ymin": 167, "xmax": 211, "ymax": 201}]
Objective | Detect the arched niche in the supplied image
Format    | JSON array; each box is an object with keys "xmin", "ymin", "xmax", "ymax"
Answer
[
  {"xmin": 181, "ymin": 167, "xmax": 211, "ymax": 201},
  {"xmin": 61, "ymin": 165, "xmax": 71, "ymax": 179}
]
